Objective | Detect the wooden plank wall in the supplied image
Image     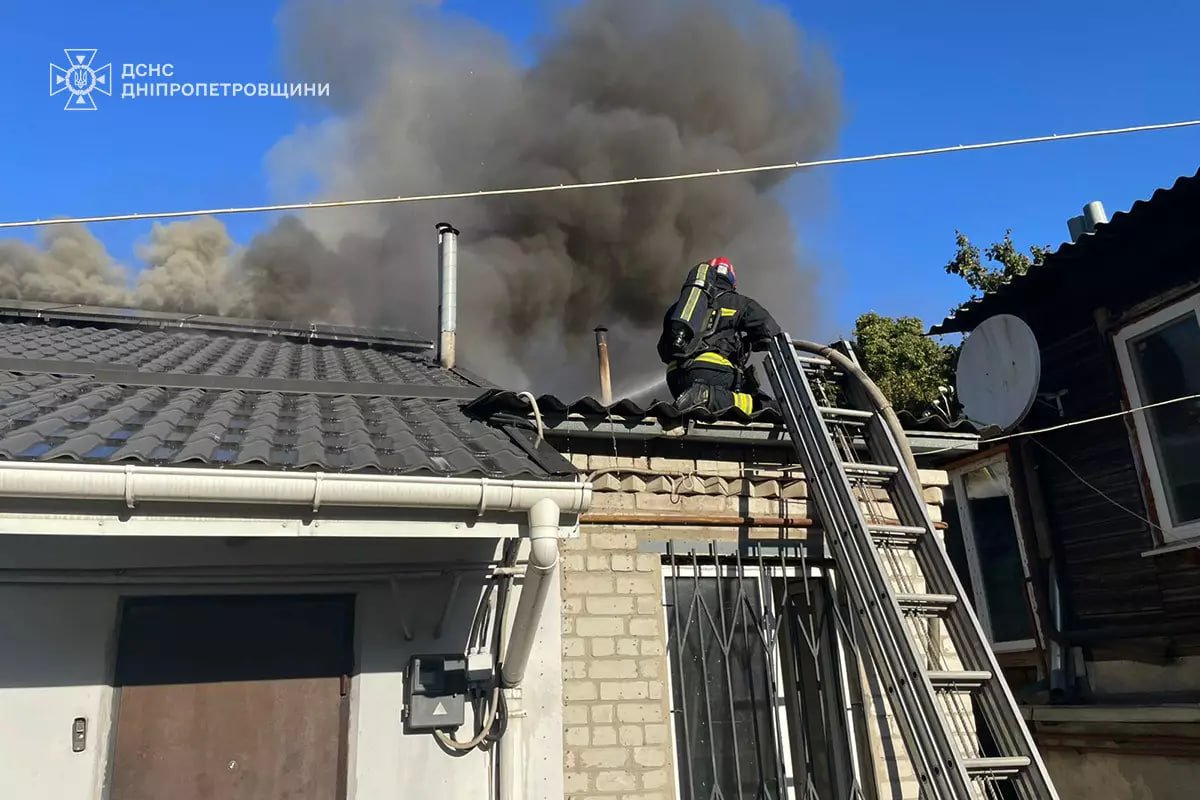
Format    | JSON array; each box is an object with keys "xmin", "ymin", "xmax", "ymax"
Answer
[{"xmin": 1029, "ymin": 323, "xmax": 1200, "ymax": 643}]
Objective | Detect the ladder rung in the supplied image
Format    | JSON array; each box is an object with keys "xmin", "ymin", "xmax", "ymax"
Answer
[
  {"xmin": 927, "ymin": 670, "xmax": 992, "ymax": 689},
  {"xmin": 866, "ymin": 527, "xmax": 922, "ymax": 547},
  {"xmin": 867, "ymin": 522, "xmax": 926, "ymax": 536},
  {"xmin": 796, "ymin": 354, "xmax": 833, "ymax": 367},
  {"xmin": 818, "ymin": 406, "xmax": 875, "ymax": 420},
  {"xmin": 963, "ymin": 756, "xmax": 1031, "ymax": 777},
  {"xmin": 841, "ymin": 461, "xmax": 899, "ymax": 476},
  {"xmin": 895, "ymin": 592, "xmax": 958, "ymax": 613}
]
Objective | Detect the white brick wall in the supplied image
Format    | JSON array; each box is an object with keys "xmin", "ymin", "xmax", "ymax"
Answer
[
  {"xmin": 560, "ymin": 449, "xmax": 962, "ymax": 800},
  {"xmin": 562, "ymin": 518, "xmax": 674, "ymax": 800}
]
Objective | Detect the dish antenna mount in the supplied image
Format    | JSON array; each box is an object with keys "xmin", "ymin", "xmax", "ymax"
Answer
[{"xmin": 955, "ymin": 314, "xmax": 1041, "ymax": 433}]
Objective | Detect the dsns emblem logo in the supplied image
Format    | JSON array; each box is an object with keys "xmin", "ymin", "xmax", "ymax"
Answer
[{"xmin": 50, "ymin": 49, "xmax": 112, "ymax": 111}]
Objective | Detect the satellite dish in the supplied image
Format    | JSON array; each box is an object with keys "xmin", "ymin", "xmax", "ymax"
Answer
[{"xmin": 955, "ymin": 314, "xmax": 1041, "ymax": 432}]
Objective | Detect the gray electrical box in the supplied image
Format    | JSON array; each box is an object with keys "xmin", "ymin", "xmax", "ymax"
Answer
[{"xmin": 404, "ymin": 654, "xmax": 467, "ymax": 733}]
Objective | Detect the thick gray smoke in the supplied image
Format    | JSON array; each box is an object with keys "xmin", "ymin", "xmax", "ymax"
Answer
[
  {"xmin": 135, "ymin": 217, "xmax": 233, "ymax": 314},
  {"xmin": 0, "ymin": 225, "xmax": 129, "ymax": 307},
  {"xmin": 0, "ymin": 0, "xmax": 840, "ymax": 395},
  {"xmin": 0, "ymin": 218, "xmax": 234, "ymax": 315}
]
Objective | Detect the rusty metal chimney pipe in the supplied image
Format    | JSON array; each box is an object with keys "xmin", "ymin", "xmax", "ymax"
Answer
[
  {"xmin": 594, "ymin": 326, "xmax": 613, "ymax": 405},
  {"xmin": 436, "ymin": 222, "xmax": 459, "ymax": 369}
]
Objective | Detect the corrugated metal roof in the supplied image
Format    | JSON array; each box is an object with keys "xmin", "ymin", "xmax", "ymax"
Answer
[
  {"xmin": 932, "ymin": 169, "xmax": 1200, "ymax": 335},
  {"xmin": 0, "ymin": 316, "xmax": 574, "ymax": 480},
  {"xmin": 464, "ymin": 390, "xmax": 977, "ymax": 433}
]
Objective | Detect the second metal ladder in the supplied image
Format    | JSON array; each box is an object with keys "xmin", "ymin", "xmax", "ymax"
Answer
[{"xmin": 764, "ymin": 332, "xmax": 1059, "ymax": 800}]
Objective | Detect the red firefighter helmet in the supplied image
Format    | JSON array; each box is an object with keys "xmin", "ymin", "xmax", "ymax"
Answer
[{"xmin": 709, "ymin": 256, "xmax": 736, "ymax": 287}]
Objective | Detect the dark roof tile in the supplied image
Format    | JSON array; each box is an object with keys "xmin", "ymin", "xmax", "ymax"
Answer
[{"xmin": 0, "ymin": 315, "xmax": 575, "ymax": 480}]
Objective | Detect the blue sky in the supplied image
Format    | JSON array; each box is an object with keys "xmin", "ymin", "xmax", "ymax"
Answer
[{"xmin": 2, "ymin": 1, "xmax": 1198, "ymax": 336}]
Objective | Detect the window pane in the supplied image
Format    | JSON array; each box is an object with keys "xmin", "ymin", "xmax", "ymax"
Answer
[
  {"xmin": 962, "ymin": 461, "xmax": 1033, "ymax": 643},
  {"xmin": 666, "ymin": 576, "xmax": 782, "ymax": 800},
  {"xmin": 1129, "ymin": 314, "xmax": 1200, "ymax": 526}
]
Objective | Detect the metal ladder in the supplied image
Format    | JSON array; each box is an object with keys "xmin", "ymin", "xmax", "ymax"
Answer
[{"xmin": 764, "ymin": 332, "xmax": 1059, "ymax": 800}]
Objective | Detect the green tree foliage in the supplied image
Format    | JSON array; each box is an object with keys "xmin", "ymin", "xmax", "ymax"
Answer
[
  {"xmin": 852, "ymin": 312, "xmax": 956, "ymax": 415},
  {"xmin": 945, "ymin": 229, "xmax": 1050, "ymax": 296},
  {"xmin": 852, "ymin": 230, "xmax": 1049, "ymax": 416}
]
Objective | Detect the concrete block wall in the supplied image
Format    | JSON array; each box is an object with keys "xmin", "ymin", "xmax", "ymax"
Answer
[{"xmin": 558, "ymin": 448, "xmax": 963, "ymax": 800}]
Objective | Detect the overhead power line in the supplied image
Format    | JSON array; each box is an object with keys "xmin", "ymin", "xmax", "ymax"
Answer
[
  {"xmin": 1030, "ymin": 440, "xmax": 1163, "ymax": 533},
  {"xmin": 924, "ymin": 393, "xmax": 1200, "ymax": 533},
  {"xmin": 2, "ymin": 118, "xmax": 1199, "ymax": 230},
  {"xmin": 926, "ymin": 391, "xmax": 1200, "ymax": 455}
]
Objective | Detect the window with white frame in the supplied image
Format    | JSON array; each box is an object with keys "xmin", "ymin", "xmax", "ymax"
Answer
[
  {"xmin": 661, "ymin": 549, "xmax": 869, "ymax": 800},
  {"xmin": 1114, "ymin": 293, "xmax": 1200, "ymax": 542},
  {"xmin": 950, "ymin": 454, "xmax": 1036, "ymax": 652}
]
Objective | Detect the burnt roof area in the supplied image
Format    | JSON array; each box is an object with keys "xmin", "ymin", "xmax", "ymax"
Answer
[
  {"xmin": 933, "ymin": 169, "xmax": 1200, "ymax": 336},
  {"xmin": 0, "ymin": 302, "xmax": 574, "ymax": 480}
]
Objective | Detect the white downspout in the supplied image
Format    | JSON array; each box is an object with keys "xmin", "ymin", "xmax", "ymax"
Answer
[
  {"xmin": 499, "ymin": 497, "xmax": 561, "ymax": 800},
  {"xmin": 501, "ymin": 497, "xmax": 560, "ymax": 687}
]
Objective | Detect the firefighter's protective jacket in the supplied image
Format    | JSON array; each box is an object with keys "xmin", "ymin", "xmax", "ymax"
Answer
[{"xmin": 659, "ymin": 278, "xmax": 781, "ymax": 372}]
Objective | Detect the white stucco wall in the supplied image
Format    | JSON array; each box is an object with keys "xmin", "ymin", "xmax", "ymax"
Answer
[
  {"xmin": 0, "ymin": 585, "xmax": 120, "ymax": 798},
  {"xmin": 0, "ymin": 533, "xmax": 563, "ymax": 800}
]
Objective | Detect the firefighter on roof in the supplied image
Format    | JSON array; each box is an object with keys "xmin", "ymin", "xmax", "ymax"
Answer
[{"xmin": 656, "ymin": 256, "xmax": 781, "ymax": 415}]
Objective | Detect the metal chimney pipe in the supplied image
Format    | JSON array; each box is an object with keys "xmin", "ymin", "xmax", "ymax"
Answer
[
  {"xmin": 1083, "ymin": 201, "xmax": 1108, "ymax": 231},
  {"xmin": 436, "ymin": 222, "xmax": 459, "ymax": 369},
  {"xmin": 1068, "ymin": 201, "xmax": 1108, "ymax": 242},
  {"xmin": 594, "ymin": 326, "xmax": 613, "ymax": 405},
  {"xmin": 1067, "ymin": 215, "xmax": 1087, "ymax": 243}
]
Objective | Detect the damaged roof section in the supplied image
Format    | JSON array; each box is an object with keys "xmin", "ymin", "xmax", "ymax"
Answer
[{"xmin": 0, "ymin": 309, "xmax": 574, "ymax": 480}]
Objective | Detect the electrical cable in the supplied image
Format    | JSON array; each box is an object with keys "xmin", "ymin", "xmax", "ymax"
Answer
[
  {"xmin": 1029, "ymin": 439, "xmax": 1163, "ymax": 532},
  {"xmin": 438, "ymin": 538, "xmax": 519, "ymax": 753},
  {"xmin": 517, "ymin": 391, "xmax": 544, "ymax": 443},
  {"xmin": 2, "ymin": 119, "xmax": 1198, "ymax": 230},
  {"xmin": 434, "ymin": 685, "xmax": 502, "ymax": 751},
  {"xmin": 921, "ymin": 394, "xmax": 1200, "ymax": 530},
  {"xmin": 921, "ymin": 392, "xmax": 1200, "ymax": 455},
  {"xmin": 467, "ymin": 577, "xmax": 495, "ymax": 653}
]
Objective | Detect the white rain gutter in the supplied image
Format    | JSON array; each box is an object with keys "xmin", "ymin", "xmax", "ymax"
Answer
[{"xmin": 0, "ymin": 461, "xmax": 590, "ymax": 516}]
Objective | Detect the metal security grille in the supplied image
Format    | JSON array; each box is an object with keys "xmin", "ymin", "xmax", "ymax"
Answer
[{"xmin": 663, "ymin": 543, "xmax": 875, "ymax": 800}]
